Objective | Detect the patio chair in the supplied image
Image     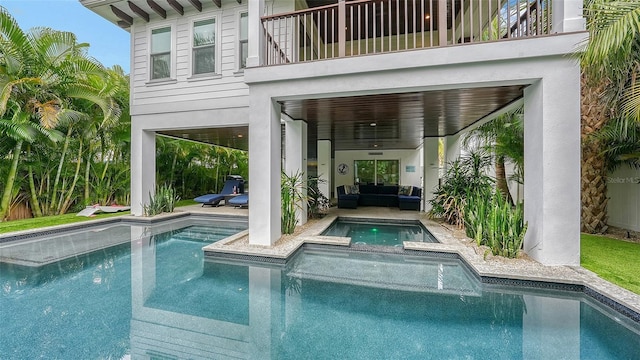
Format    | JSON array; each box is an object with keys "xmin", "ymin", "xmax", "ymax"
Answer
[
  {"xmin": 227, "ymin": 194, "xmax": 248, "ymax": 208},
  {"xmin": 194, "ymin": 176, "xmax": 244, "ymax": 207}
]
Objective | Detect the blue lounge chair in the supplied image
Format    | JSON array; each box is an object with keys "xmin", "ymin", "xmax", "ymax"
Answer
[
  {"xmin": 194, "ymin": 176, "xmax": 244, "ymax": 207},
  {"xmin": 227, "ymin": 194, "xmax": 248, "ymax": 208}
]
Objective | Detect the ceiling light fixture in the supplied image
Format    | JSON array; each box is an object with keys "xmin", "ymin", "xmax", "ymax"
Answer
[{"xmin": 370, "ymin": 122, "xmax": 377, "ymax": 127}]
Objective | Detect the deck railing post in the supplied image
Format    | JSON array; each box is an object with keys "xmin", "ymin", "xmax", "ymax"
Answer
[
  {"xmin": 338, "ymin": 0, "xmax": 346, "ymax": 57},
  {"xmin": 247, "ymin": 0, "xmax": 265, "ymax": 67}
]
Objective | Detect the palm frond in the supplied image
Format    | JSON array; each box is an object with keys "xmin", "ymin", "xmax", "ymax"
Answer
[
  {"xmin": 35, "ymin": 125, "xmax": 64, "ymax": 143},
  {"xmin": 595, "ymin": 117, "xmax": 640, "ymax": 170},
  {"xmin": 620, "ymin": 80, "xmax": 640, "ymax": 121},
  {"xmin": 63, "ymin": 83, "xmax": 121, "ymax": 122},
  {"xmin": 0, "ymin": 118, "xmax": 36, "ymax": 142},
  {"xmin": 32, "ymin": 99, "xmax": 62, "ymax": 129},
  {"xmin": 0, "ymin": 7, "xmax": 29, "ymax": 55},
  {"xmin": 29, "ymin": 27, "xmax": 78, "ymax": 66},
  {"xmin": 0, "ymin": 77, "xmax": 44, "ymax": 116},
  {"xmin": 55, "ymin": 108, "xmax": 88, "ymax": 127},
  {"xmin": 583, "ymin": 1, "xmax": 640, "ymax": 68}
]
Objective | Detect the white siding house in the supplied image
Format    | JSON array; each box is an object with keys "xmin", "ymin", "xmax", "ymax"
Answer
[{"xmin": 81, "ymin": 0, "xmax": 587, "ymax": 267}]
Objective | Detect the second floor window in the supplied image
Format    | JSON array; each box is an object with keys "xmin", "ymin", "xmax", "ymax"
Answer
[
  {"xmin": 151, "ymin": 27, "xmax": 171, "ymax": 80},
  {"xmin": 193, "ymin": 18, "xmax": 216, "ymax": 75},
  {"xmin": 239, "ymin": 12, "xmax": 248, "ymax": 69}
]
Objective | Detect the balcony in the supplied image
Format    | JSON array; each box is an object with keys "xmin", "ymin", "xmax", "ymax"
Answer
[{"xmin": 261, "ymin": 0, "xmax": 552, "ymax": 66}]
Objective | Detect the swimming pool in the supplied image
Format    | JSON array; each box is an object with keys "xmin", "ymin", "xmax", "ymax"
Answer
[
  {"xmin": 2, "ymin": 216, "xmax": 640, "ymax": 358},
  {"xmin": 321, "ymin": 218, "xmax": 438, "ymax": 246}
]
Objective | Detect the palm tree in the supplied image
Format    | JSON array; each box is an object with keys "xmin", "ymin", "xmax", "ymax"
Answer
[
  {"xmin": 463, "ymin": 108, "xmax": 524, "ymax": 204},
  {"xmin": 0, "ymin": 8, "xmax": 119, "ymax": 220},
  {"xmin": 582, "ymin": 0, "xmax": 640, "ymax": 121},
  {"xmin": 579, "ymin": 0, "xmax": 640, "ymax": 233}
]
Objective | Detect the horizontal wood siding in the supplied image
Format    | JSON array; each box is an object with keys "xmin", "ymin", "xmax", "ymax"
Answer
[{"xmin": 131, "ymin": 2, "xmax": 250, "ymax": 115}]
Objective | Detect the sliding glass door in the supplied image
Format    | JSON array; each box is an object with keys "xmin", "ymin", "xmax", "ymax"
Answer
[{"xmin": 354, "ymin": 160, "xmax": 399, "ymax": 185}]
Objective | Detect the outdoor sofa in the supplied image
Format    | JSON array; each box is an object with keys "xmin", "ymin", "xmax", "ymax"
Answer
[{"xmin": 337, "ymin": 184, "xmax": 422, "ymax": 210}]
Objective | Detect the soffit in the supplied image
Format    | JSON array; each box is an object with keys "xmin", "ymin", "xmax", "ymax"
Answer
[
  {"xmin": 158, "ymin": 126, "xmax": 248, "ymax": 150},
  {"xmin": 82, "ymin": 0, "xmax": 241, "ymax": 29}
]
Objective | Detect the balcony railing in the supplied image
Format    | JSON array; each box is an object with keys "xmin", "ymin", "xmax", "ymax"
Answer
[{"xmin": 261, "ymin": 0, "xmax": 552, "ymax": 65}]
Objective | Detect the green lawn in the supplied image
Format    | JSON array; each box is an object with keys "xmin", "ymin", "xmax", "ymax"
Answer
[
  {"xmin": 175, "ymin": 199, "xmax": 198, "ymax": 207},
  {"xmin": 581, "ymin": 233, "xmax": 640, "ymax": 295},
  {"xmin": 0, "ymin": 211, "xmax": 130, "ymax": 235},
  {"xmin": 0, "ymin": 200, "xmax": 197, "ymax": 235}
]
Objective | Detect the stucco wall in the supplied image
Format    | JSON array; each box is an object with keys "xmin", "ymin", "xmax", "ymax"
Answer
[{"xmin": 607, "ymin": 165, "xmax": 640, "ymax": 231}]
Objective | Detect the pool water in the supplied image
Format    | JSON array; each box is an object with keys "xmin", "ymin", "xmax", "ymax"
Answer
[
  {"xmin": 321, "ymin": 218, "xmax": 438, "ymax": 246},
  {"xmin": 2, "ymin": 218, "xmax": 640, "ymax": 359}
]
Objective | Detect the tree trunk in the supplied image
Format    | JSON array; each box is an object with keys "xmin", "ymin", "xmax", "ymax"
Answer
[
  {"xmin": 48, "ymin": 126, "xmax": 73, "ymax": 214},
  {"xmin": 84, "ymin": 143, "xmax": 93, "ymax": 205},
  {"xmin": 495, "ymin": 155, "xmax": 514, "ymax": 205},
  {"xmin": 27, "ymin": 145, "xmax": 43, "ymax": 218},
  {"xmin": 0, "ymin": 140, "xmax": 23, "ymax": 221},
  {"xmin": 60, "ymin": 139, "xmax": 83, "ymax": 214},
  {"xmin": 581, "ymin": 75, "xmax": 610, "ymax": 233},
  {"xmin": 169, "ymin": 151, "xmax": 178, "ymax": 187}
]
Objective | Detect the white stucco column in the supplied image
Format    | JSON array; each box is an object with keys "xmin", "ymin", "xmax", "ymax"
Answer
[
  {"xmin": 246, "ymin": 0, "xmax": 265, "ymax": 68},
  {"xmin": 423, "ymin": 137, "xmax": 439, "ymax": 212},
  {"xmin": 130, "ymin": 125, "xmax": 155, "ymax": 216},
  {"xmin": 284, "ymin": 118, "xmax": 308, "ymax": 226},
  {"xmin": 249, "ymin": 91, "xmax": 281, "ymax": 246},
  {"xmin": 248, "ymin": 267, "xmax": 282, "ymax": 358},
  {"xmin": 317, "ymin": 140, "xmax": 332, "ymax": 199},
  {"xmin": 522, "ymin": 295, "xmax": 580, "ymax": 358},
  {"xmin": 523, "ymin": 63, "xmax": 581, "ymax": 266},
  {"xmin": 552, "ymin": 0, "xmax": 586, "ymax": 33},
  {"xmin": 130, "ymin": 225, "xmax": 155, "ymax": 311},
  {"xmin": 444, "ymin": 133, "xmax": 461, "ymax": 170}
]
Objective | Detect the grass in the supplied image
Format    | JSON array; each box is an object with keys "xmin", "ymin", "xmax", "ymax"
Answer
[
  {"xmin": 0, "ymin": 199, "xmax": 198, "ymax": 235},
  {"xmin": 0, "ymin": 211, "xmax": 130, "ymax": 235},
  {"xmin": 175, "ymin": 199, "xmax": 198, "ymax": 207},
  {"xmin": 581, "ymin": 233, "xmax": 640, "ymax": 295}
]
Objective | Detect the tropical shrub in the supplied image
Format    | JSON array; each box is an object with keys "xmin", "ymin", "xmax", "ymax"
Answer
[
  {"xmin": 464, "ymin": 188, "xmax": 527, "ymax": 258},
  {"xmin": 143, "ymin": 184, "xmax": 180, "ymax": 216},
  {"xmin": 307, "ymin": 175, "xmax": 329, "ymax": 219},
  {"xmin": 281, "ymin": 171, "xmax": 304, "ymax": 234},
  {"xmin": 428, "ymin": 151, "xmax": 493, "ymax": 228}
]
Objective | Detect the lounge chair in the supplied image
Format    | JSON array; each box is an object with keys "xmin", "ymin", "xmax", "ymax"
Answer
[
  {"xmin": 76, "ymin": 205, "xmax": 131, "ymax": 217},
  {"xmin": 227, "ymin": 194, "xmax": 248, "ymax": 208},
  {"xmin": 194, "ymin": 176, "xmax": 245, "ymax": 207}
]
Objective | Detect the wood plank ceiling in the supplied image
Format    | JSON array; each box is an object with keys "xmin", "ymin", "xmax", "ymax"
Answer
[
  {"xmin": 158, "ymin": 85, "xmax": 524, "ymax": 156},
  {"xmin": 280, "ymin": 85, "xmax": 525, "ymax": 154}
]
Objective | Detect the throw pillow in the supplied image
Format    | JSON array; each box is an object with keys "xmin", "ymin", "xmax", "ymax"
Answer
[
  {"xmin": 398, "ymin": 185, "xmax": 413, "ymax": 196},
  {"xmin": 350, "ymin": 185, "xmax": 360, "ymax": 194}
]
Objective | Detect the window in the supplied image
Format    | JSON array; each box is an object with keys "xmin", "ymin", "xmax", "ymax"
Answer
[
  {"xmin": 239, "ymin": 12, "xmax": 248, "ymax": 69},
  {"xmin": 354, "ymin": 160, "xmax": 399, "ymax": 185},
  {"xmin": 151, "ymin": 27, "xmax": 171, "ymax": 80},
  {"xmin": 193, "ymin": 18, "xmax": 216, "ymax": 75}
]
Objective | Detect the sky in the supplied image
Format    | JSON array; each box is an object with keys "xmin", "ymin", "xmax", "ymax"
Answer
[{"xmin": 0, "ymin": 0, "xmax": 131, "ymax": 73}]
